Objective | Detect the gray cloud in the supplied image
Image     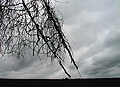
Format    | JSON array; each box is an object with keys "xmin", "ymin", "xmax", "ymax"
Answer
[
  {"xmin": 0, "ymin": 0, "xmax": 120, "ymax": 79},
  {"xmin": 60, "ymin": 0, "xmax": 120, "ymax": 78}
]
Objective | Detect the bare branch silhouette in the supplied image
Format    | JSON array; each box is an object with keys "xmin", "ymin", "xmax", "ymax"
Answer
[{"xmin": 0, "ymin": 0, "xmax": 82, "ymax": 78}]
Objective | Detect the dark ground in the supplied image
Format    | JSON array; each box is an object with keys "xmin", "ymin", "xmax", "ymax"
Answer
[{"xmin": 0, "ymin": 78, "xmax": 120, "ymax": 87}]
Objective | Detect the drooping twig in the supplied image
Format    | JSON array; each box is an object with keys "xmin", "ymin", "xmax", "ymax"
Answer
[{"xmin": 0, "ymin": 0, "xmax": 82, "ymax": 78}]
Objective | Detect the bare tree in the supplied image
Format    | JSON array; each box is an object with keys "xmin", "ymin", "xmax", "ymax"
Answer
[{"xmin": 0, "ymin": 0, "xmax": 82, "ymax": 78}]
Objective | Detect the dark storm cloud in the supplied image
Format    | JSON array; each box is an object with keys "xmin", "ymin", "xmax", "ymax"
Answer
[
  {"xmin": 88, "ymin": 29, "xmax": 120, "ymax": 78},
  {"xmin": 104, "ymin": 30, "xmax": 120, "ymax": 49},
  {"xmin": 87, "ymin": 51, "xmax": 120, "ymax": 78},
  {"xmin": 72, "ymin": 27, "xmax": 120, "ymax": 78}
]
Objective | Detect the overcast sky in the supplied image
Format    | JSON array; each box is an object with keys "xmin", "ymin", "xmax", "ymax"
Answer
[{"xmin": 0, "ymin": 0, "xmax": 120, "ymax": 79}]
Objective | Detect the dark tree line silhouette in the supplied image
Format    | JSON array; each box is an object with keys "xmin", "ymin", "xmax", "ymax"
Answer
[{"xmin": 0, "ymin": 0, "xmax": 82, "ymax": 78}]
